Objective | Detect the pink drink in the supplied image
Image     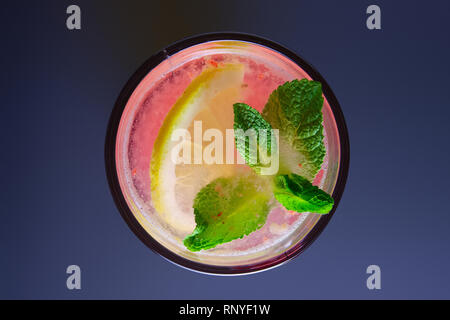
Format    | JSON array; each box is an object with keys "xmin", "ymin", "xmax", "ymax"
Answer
[{"xmin": 114, "ymin": 40, "xmax": 341, "ymax": 270}]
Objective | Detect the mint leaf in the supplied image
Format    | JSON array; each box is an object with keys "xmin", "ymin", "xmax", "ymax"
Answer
[
  {"xmin": 262, "ymin": 79, "xmax": 325, "ymax": 180},
  {"xmin": 233, "ymin": 103, "xmax": 276, "ymax": 174},
  {"xmin": 273, "ymin": 173, "xmax": 334, "ymax": 214},
  {"xmin": 184, "ymin": 174, "xmax": 272, "ymax": 252}
]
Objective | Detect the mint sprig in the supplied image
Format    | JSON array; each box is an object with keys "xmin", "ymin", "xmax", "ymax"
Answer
[{"xmin": 183, "ymin": 79, "xmax": 334, "ymax": 252}]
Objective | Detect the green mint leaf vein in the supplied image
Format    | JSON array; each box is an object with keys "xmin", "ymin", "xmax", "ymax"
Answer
[
  {"xmin": 262, "ymin": 79, "xmax": 325, "ymax": 181},
  {"xmin": 273, "ymin": 173, "xmax": 334, "ymax": 214},
  {"xmin": 184, "ymin": 174, "xmax": 272, "ymax": 252},
  {"xmin": 233, "ymin": 103, "xmax": 276, "ymax": 174}
]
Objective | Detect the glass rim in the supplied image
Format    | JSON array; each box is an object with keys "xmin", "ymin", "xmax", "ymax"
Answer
[{"xmin": 105, "ymin": 32, "xmax": 350, "ymax": 275}]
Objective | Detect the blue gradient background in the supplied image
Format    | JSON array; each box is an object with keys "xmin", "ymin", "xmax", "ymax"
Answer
[{"xmin": 1, "ymin": 0, "xmax": 449, "ymax": 299}]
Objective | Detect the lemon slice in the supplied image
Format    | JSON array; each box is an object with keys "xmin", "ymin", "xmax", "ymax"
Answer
[{"xmin": 150, "ymin": 64, "xmax": 245, "ymax": 234}]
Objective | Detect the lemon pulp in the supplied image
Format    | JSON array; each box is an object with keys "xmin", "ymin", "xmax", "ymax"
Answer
[{"xmin": 150, "ymin": 64, "xmax": 245, "ymax": 234}]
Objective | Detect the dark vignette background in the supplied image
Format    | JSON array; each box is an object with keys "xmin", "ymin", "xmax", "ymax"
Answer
[{"xmin": 1, "ymin": 0, "xmax": 449, "ymax": 299}]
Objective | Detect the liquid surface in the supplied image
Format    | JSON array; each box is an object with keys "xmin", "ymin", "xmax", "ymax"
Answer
[{"xmin": 117, "ymin": 41, "xmax": 333, "ymax": 262}]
